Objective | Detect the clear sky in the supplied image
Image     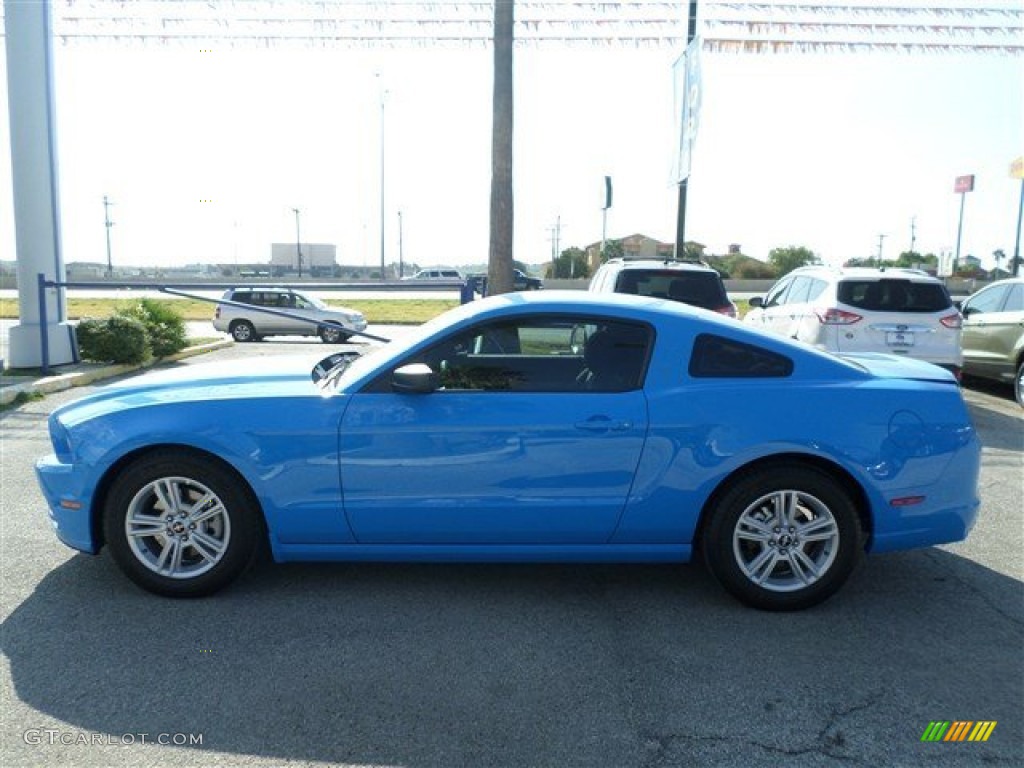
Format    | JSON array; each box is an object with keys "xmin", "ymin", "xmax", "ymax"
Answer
[{"xmin": 1, "ymin": 12, "xmax": 1022, "ymax": 272}]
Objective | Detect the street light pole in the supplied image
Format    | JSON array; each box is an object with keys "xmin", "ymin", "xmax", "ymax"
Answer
[
  {"xmin": 103, "ymin": 195, "xmax": 114, "ymax": 277},
  {"xmin": 377, "ymin": 73, "xmax": 387, "ymax": 280},
  {"xmin": 292, "ymin": 207, "xmax": 303, "ymax": 278},
  {"xmin": 674, "ymin": 0, "xmax": 699, "ymax": 258},
  {"xmin": 398, "ymin": 210, "xmax": 404, "ymax": 278}
]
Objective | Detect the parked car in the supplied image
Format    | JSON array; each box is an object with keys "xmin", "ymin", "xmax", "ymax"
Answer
[
  {"xmin": 589, "ymin": 257, "xmax": 737, "ymax": 317},
  {"xmin": 467, "ymin": 269, "xmax": 544, "ymax": 293},
  {"xmin": 403, "ymin": 268, "xmax": 464, "ymax": 281},
  {"xmin": 37, "ymin": 292, "xmax": 980, "ymax": 610},
  {"xmin": 514, "ymin": 269, "xmax": 543, "ymax": 290},
  {"xmin": 212, "ymin": 287, "xmax": 367, "ymax": 343},
  {"xmin": 959, "ymin": 277, "xmax": 1024, "ymax": 405},
  {"xmin": 744, "ymin": 267, "xmax": 962, "ymax": 377}
]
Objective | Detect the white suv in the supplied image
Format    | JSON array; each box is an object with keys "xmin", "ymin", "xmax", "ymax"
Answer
[
  {"xmin": 744, "ymin": 267, "xmax": 962, "ymax": 376},
  {"xmin": 212, "ymin": 287, "xmax": 367, "ymax": 343},
  {"xmin": 403, "ymin": 269, "xmax": 464, "ymax": 280}
]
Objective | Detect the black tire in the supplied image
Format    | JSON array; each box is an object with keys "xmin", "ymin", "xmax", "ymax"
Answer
[
  {"xmin": 230, "ymin": 320, "xmax": 259, "ymax": 343},
  {"xmin": 701, "ymin": 465, "xmax": 861, "ymax": 611},
  {"xmin": 319, "ymin": 324, "xmax": 349, "ymax": 344},
  {"xmin": 102, "ymin": 450, "xmax": 263, "ymax": 597},
  {"xmin": 1016, "ymin": 362, "xmax": 1023, "ymax": 408}
]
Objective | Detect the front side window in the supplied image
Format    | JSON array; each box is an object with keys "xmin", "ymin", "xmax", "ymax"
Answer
[
  {"xmin": 763, "ymin": 278, "xmax": 794, "ymax": 308},
  {"xmin": 784, "ymin": 277, "xmax": 812, "ymax": 305},
  {"xmin": 374, "ymin": 316, "xmax": 652, "ymax": 393},
  {"xmin": 1006, "ymin": 284, "xmax": 1024, "ymax": 312},
  {"xmin": 963, "ymin": 284, "xmax": 1010, "ymax": 315}
]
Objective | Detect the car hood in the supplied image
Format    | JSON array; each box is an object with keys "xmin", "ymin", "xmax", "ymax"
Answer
[
  {"xmin": 52, "ymin": 355, "xmax": 324, "ymax": 427},
  {"xmin": 840, "ymin": 353, "xmax": 958, "ymax": 384}
]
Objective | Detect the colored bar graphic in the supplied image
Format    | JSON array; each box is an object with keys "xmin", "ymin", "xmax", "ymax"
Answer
[
  {"xmin": 921, "ymin": 721, "xmax": 996, "ymax": 742},
  {"xmin": 921, "ymin": 722, "xmax": 950, "ymax": 741},
  {"xmin": 945, "ymin": 721, "xmax": 972, "ymax": 741},
  {"xmin": 969, "ymin": 722, "xmax": 997, "ymax": 742}
]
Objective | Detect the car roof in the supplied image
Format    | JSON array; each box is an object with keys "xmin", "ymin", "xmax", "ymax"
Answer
[
  {"xmin": 467, "ymin": 289, "xmax": 725, "ymax": 322},
  {"xmin": 790, "ymin": 266, "xmax": 942, "ymax": 282},
  {"xmin": 602, "ymin": 258, "xmax": 719, "ymax": 273}
]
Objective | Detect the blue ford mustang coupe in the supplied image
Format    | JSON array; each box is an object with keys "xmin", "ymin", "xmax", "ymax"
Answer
[{"xmin": 36, "ymin": 292, "xmax": 981, "ymax": 610}]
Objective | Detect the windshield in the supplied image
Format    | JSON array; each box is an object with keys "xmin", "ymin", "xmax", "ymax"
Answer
[{"xmin": 318, "ymin": 301, "xmax": 482, "ymax": 392}]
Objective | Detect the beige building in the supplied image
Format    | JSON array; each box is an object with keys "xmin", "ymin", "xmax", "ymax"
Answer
[
  {"xmin": 270, "ymin": 243, "xmax": 337, "ymax": 273},
  {"xmin": 585, "ymin": 234, "xmax": 676, "ymax": 270}
]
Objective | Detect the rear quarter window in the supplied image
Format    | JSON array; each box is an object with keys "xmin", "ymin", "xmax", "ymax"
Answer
[
  {"xmin": 688, "ymin": 334, "xmax": 794, "ymax": 378},
  {"xmin": 837, "ymin": 279, "xmax": 951, "ymax": 312}
]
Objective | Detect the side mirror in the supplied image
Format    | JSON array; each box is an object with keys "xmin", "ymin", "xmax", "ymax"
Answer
[
  {"xmin": 392, "ymin": 363, "xmax": 439, "ymax": 394},
  {"xmin": 312, "ymin": 351, "xmax": 360, "ymax": 383},
  {"xmin": 748, "ymin": 296, "xmax": 764, "ymax": 309},
  {"xmin": 961, "ymin": 305, "xmax": 978, "ymax": 317},
  {"xmin": 569, "ymin": 324, "xmax": 589, "ymax": 355}
]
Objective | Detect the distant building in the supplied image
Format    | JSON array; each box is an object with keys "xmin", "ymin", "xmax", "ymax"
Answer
[
  {"xmin": 271, "ymin": 243, "xmax": 337, "ymax": 276},
  {"xmin": 585, "ymin": 233, "xmax": 674, "ymax": 269}
]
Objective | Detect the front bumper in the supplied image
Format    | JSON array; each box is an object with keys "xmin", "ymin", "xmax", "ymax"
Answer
[{"xmin": 35, "ymin": 454, "xmax": 99, "ymax": 555}]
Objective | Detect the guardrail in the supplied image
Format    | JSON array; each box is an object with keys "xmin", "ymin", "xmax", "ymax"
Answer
[{"xmin": 36, "ymin": 275, "xmax": 477, "ymax": 374}]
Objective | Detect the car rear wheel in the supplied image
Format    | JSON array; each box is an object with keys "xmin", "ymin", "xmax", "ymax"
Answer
[
  {"xmin": 319, "ymin": 324, "xmax": 349, "ymax": 344},
  {"xmin": 103, "ymin": 451, "xmax": 262, "ymax": 597},
  {"xmin": 230, "ymin": 320, "xmax": 258, "ymax": 342},
  {"xmin": 702, "ymin": 465, "xmax": 861, "ymax": 611}
]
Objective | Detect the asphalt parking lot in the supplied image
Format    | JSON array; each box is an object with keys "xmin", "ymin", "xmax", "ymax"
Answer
[{"xmin": 1, "ymin": 338, "xmax": 1021, "ymax": 768}]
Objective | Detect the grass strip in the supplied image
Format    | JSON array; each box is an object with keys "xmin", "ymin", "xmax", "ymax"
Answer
[{"xmin": 0, "ymin": 298, "xmax": 459, "ymax": 325}]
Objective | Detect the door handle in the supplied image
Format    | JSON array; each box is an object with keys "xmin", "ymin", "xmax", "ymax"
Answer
[{"xmin": 575, "ymin": 416, "xmax": 632, "ymax": 432}]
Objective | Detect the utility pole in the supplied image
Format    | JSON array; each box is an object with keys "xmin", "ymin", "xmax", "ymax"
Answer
[
  {"xmin": 877, "ymin": 234, "xmax": 887, "ymax": 266},
  {"xmin": 103, "ymin": 195, "xmax": 114, "ymax": 277},
  {"xmin": 548, "ymin": 217, "xmax": 565, "ymax": 276},
  {"xmin": 292, "ymin": 207, "xmax": 303, "ymax": 278},
  {"xmin": 909, "ymin": 216, "xmax": 917, "ymax": 255}
]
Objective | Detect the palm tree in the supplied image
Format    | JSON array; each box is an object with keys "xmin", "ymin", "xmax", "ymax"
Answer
[{"xmin": 487, "ymin": 0, "xmax": 515, "ymax": 295}]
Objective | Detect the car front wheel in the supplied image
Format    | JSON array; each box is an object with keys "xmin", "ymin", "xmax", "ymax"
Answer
[
  {"xmin": 1016, "ymin": 362, "xmax": 1023, "ymax": 407},
  {"xmin": 702, "ymin": 465, "xmax": 861, "ymax": 611},
  {"xmin": 319, "ymin": 324, "xmax": 349, "ymax": 343},
  {"xmin": 103, "ymin": 451, "xmax": 262, "ymax": 597},
  {"xmin": 230, "ymin": 320, "xmax": 258, "ymax": 342}
]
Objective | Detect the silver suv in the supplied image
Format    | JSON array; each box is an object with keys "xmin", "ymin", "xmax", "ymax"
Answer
[
  {"xmin": 589, "ymin": 258, "xmax": 736, "ymax": 317},
  {"xmin": 744, "ymin": 267, "xmax": 962, "ymax": 376},
  {"xmin": 212, "ymin": 287, "xmax": 367, "ymax": 343}
]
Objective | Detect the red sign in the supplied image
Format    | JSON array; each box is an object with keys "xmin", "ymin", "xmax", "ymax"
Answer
[{"xmin": 954, "ymin": 175, "xmax": 975, "ymax": 193}]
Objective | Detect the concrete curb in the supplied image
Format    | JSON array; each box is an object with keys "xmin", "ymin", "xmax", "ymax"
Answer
[{"xmin": 0, "ymin": 339, "xmax": 233, "ymax": 407}]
